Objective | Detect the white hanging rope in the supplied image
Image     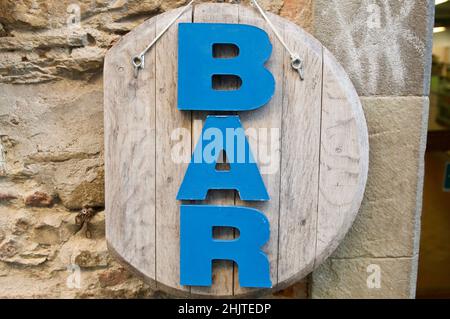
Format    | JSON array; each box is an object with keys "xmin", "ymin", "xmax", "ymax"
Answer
[
  {"xmin": 132, "ymin": 0, "xmax": 304, "ymax": 80},
  {"xmin": 132, "ymin": 0, "xmax": 195, "ymax": 77},
  {"xmin": 250, "ymin": 0, "xmax": 304, "ymax": 80}
]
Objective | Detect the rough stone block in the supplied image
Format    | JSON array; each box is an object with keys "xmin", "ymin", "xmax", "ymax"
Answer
[
  {"xmin": 311, "ymin": 257, "xmax": 416, "ymax": 298},
  {"xmin": 24, "ymin": 191, "xmax": 54, "ymax": 207},
  {"xmin": 279, "ymin": 0, "xmax": 313, "ymax": 31},
  {"xmin": 332, "ymin": 97, "xmax": 428, "ymax": 258},
  {"xmin": 313, "ymin": 0, "xmax": 434, "ymax": 96},
  {"xmin": 0, "ymin": 80, "xmax": 104, "ymax": 210}
]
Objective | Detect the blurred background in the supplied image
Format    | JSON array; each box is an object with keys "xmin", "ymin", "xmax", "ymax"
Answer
[{"xmin": 416, "ymin": 0, "xmax": 450, "ymax": 299}]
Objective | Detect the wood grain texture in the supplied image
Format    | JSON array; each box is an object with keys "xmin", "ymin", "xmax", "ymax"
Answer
[
  {"xmin": 276, "ymin": 15, "xmax": 323, "ymax": 286},
  {"xmin": 314, "ymin": 48, "xmax": 369, "ymax": 266},
  {"xmin": 233, "ymin": 7, "xmax": 285, "ymax": 295},
  {"xmin": 155, "ymin": 8, "xmax": 192, "ymax": 292},
  {"xmin": 104, "ymin": 14, "xmax": 157, "ymax": 285},
  {"xmin": 104, "ymin": 3, "xmax": 369, "ymax": 298}
]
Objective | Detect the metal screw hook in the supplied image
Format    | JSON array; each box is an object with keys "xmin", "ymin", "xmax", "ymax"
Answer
[
  {"xmin": 132, "ymin": 55, "xmax": 144, "ymax": 78},
  {"xmin": 251, "ymin": 0, "xmax": 305, "ymax": 81},
  {"xmin": 291, "ymin": 55, "xmax": 304, "ymax": 81},
  {"xmin": 131, "ymin": 0, "xmax": 196, "ymax": 78}
]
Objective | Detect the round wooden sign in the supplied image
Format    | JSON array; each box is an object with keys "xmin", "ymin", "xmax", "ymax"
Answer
[{"xmin": 104, "ymin": 3, "xmax": 369, "ymax": 297}]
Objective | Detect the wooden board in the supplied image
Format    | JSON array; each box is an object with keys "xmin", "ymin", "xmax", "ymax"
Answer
[
  {"xmin": 234, "ymin": 3, "xmax": 285, "ymax": 296},
  {"xmin": 104, "ymin": 3, "xmax": 369, "ymax": 297},
  {"xmin": 277, "ymin": 16, "xmax": 323, "ymax": 286},
  {"xmin": 154, "ymin": 8, "xmax": 192, "ymax": 293},
  {"xmin": 190, "ymin": 3, "xmax": 238, "ymax": 297},
  {"xmin": 104, "ymin": 13, "xmax": 157, "ymax": 288}
]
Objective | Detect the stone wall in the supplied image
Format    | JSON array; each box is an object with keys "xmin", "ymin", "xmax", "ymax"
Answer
[
  {"xmin": 311, "ymin": 0, "xmax": 433, "ymax": 298},
  {"xmin": 0, "ymin": 0, "xmax": 432, "ymax": 298}
]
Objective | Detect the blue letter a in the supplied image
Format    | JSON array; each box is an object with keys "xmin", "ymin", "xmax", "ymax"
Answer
[
  {"xmin": 177, "ymin": 116, "xmax": 269, "ymax": 201},
  {"xmin": 180, "ymin": 205, "xmax": 272, "ymax": 288}
]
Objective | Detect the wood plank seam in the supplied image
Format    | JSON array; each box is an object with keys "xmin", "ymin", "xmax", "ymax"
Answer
[
  {"xmin": 275, "ymin": 29, "xmax": 286, "ymax": 288},
  {"xmin": 191, "ymin": 3, "xmax": 238, "ymax": 297},
  {"xmin": 155, "ymin": 13, "xmax": 159, "ymax": 290},
  {"xmin": 313, "ymin": 46, "xmax": 325, "ymax": 272}
]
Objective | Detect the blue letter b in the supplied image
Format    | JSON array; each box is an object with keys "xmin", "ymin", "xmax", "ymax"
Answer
[{"xmin": 178, "ymin": 23, "xmax": 275, "ymax": 111}]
